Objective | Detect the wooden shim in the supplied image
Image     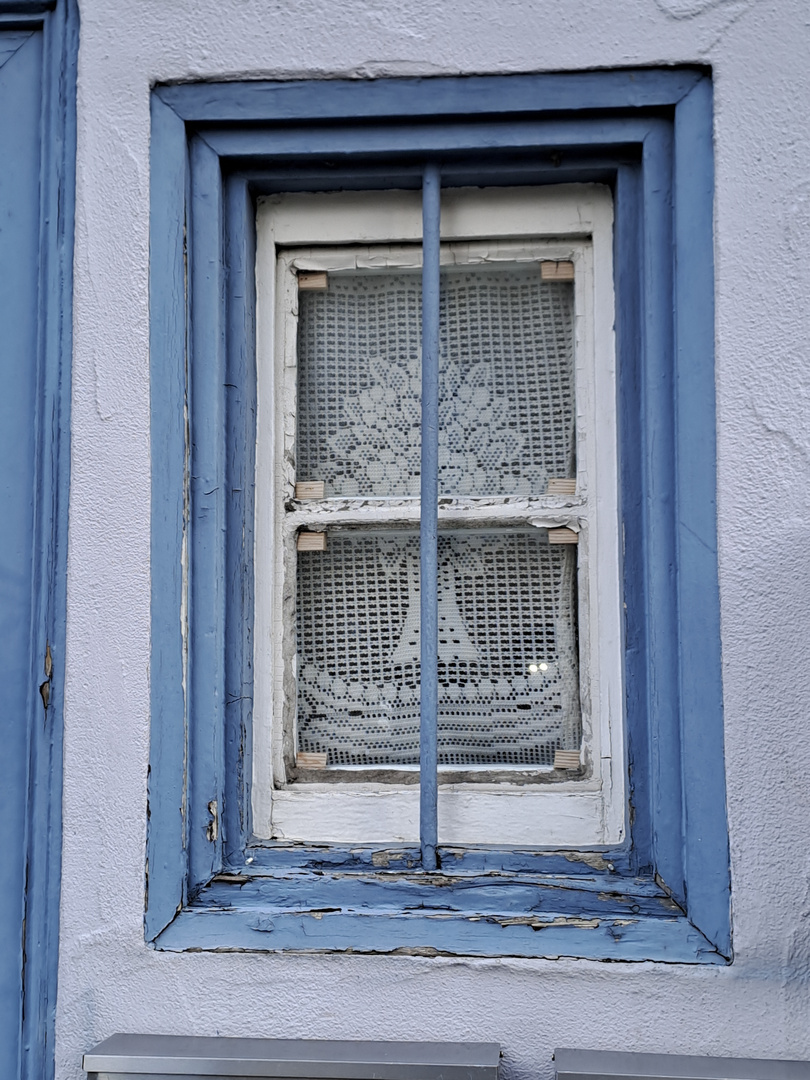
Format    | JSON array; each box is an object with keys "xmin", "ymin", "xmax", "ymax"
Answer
[
  {"xmin": 298, "ymin": 271, "xmax": 328, "ymax": 290},
  {"xmin": 547, "ymin": 477, "xmax": 577, "ymax": 495},
  {"xmin": 554, "ymin": 749, "xmax": 581, "ymax": 770},
  {"xmin": 548, "ymin": 527, "xmax": 578, "ymax": 545},
  {"xmin": 297, "ymin": 531, "xmax": 327, "ymax": 551},
  {"xmin": 295, "ymin": 480, "xmax": 326, "ymax": 499},
  {"xmin": 540, "ymin": 260, "xmax": 575, "ymax": 281},
  {"xmin": 297, "ymin": 751, "xmax": 328, "ymax": 769}
]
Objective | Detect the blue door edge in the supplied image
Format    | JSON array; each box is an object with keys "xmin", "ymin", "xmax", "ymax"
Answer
[{"xmin": 12, "ymin": 2, "xmax": 78, "ymax": 1078}]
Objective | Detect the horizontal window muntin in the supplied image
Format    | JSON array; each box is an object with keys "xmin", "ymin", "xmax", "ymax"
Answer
[{"xmin": 253, "ymin": 186, "xmax": 623, "ymax": 848}]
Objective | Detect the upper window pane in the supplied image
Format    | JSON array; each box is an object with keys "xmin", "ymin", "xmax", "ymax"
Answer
[{"xmin": 296, "ymin": 264, "xmax": 575, "ymax": 498}]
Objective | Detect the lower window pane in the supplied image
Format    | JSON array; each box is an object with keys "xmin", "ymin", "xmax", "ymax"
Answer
[{"xmin": 296, "ymin": 529, "xmax": 581, "ymax": 769}]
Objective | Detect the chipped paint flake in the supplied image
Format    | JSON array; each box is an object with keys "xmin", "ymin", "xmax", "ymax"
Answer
[{"xmin": 495, "ymin": 915, "xmax": 600, "ymax": 930}]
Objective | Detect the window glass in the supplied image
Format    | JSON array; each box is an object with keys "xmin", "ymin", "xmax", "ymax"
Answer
[
  {"xmin": 296, "ymin": 266, "xmax": 575, "ymax": 498},
  {"xmin": 297, "ymin": 528, "xmax": 580, "ymax": 768}
]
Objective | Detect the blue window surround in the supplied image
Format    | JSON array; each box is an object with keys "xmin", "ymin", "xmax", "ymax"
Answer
[{"xmin": 148, "ymin": 68, "xmax": 730, "ymax": 963}]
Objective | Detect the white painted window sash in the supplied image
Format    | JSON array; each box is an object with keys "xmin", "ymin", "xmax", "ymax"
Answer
[{"xmin": 253, "ymin": 186, "xmax": 624, "ymax": 848}]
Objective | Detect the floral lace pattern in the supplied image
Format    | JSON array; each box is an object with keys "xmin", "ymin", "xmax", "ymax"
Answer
[
  {"xmin": 297, "ymin": 266, "xmax": 575, "ymax": 497},
  {"xmin": 297, "ymin": 531, "xmax": 580, "ymax": 767}
]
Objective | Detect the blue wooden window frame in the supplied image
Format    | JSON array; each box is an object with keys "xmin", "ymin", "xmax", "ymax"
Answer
[{"xmin": 148, "ymin": 68, "xmax": 730, "ymax": 962}]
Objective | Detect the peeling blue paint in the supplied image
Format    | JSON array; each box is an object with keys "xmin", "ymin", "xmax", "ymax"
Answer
[{"xmin": 157, "ymin": 905, "xmax": 724, "ymax": 964}]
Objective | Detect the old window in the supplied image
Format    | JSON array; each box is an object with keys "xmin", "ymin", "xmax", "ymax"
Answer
[{"xmin": 148, "ymin": 70, "xmax": 730, "ymax": 961}]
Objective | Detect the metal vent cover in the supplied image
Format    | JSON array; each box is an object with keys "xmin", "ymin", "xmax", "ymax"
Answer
[
  {"xmin": 554, "ymin": 1049, "xmax": 810, "ymax": 1080},
  {"xmin": 83, "ymin": 1034, "xmax": 501, "ymax": 1079}
]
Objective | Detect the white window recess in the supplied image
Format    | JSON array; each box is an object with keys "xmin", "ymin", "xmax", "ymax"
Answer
[{"xmin": 253, "ymin": 185, "xmax": 624, "ymax": 848}]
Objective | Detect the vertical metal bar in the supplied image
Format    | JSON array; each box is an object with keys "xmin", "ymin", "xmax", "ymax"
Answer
[{"xmin": 420, "ymin": 163, "xmax": 440, "ymax": 870}]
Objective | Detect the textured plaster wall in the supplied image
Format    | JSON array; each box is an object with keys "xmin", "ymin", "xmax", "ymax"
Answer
[{"xmin": 58, "ymin": 1, "xmax": 810, "ymax": 1079}]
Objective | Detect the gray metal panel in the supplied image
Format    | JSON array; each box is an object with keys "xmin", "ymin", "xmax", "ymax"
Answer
[
  {"xmin": 83, "ymin": 1035, "xmax": 501, "ymax": 1079},
  {"xmin": 554, "ymin": 1050, "xmax": 810, "ymax": 1080}
]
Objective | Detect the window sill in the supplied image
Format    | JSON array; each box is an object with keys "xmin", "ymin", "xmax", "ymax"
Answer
[{"xmin": 151, "ymin": 853, "xmax": 728, "ymax": 963}]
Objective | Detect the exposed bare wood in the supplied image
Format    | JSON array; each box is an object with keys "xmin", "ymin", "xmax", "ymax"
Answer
[
  {"xmin": 554, "ymin": 749, "xmax": 582, "ymax": 770},
  {"xmin": 297, "ymin": 531, "xmax": 327, "ymax": 551},
  {"xmin": 298, "ymin": 270, "xmax": 328, "ymax": 290},
  {"xmin": 541, "ymin": 259, "xmax": 575, "ymax": 281},
  {"xmin": 297, "ymin": 751, "xmax": 328, "ymax": 769},
  {"xmin": 295, "ymin": 480, "xmax": 326, "ymax": 500},
  {"xmin": 548, "ymin": 477, "xmax": 577, "ymax": 494},
  {"xmin": 548, "ymin": 527, "xmax": 579, "ymax": 544}
]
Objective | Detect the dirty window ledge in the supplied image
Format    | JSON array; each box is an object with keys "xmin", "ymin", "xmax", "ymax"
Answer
[{"xmin": 151, "ymin": 854, "xmax": 727, "ymax": 963}]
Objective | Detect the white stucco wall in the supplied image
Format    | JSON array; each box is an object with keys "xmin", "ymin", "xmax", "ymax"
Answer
[{"xmin": 58, "ymin": 1, "xmax": 810, "ymax": 1079}]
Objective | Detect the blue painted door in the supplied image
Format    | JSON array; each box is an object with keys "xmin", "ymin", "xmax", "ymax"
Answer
[{"xmin": 0, "ymin": 27, "xmax": 44, "ymax": 1080}]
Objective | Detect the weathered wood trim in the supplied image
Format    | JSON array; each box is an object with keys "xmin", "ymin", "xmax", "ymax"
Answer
[
  {"xmin": 222, "ymin": 173, "xmax": 257, "ymax": 867},
  {"xmin": 187, "ymin": 133, "xmax": 227, "ymax": 894},
  {"xmin": 239, "ymin": 842, "xmax": 634, "ymax": 877},
  {"xmin": 198, "ymin": 118, "xmax": 657, "ymax": 161},
  {"xmin": 156, "ymin": 903, "xmax": 723, "ymax": 964},
  {"xmin": 154, "ymin": 68, "xmax": 705, "ymax": 123},
  {"xmin": 672, "ymin": 76, "xmax": 730, "ymax": 957},
  {"xmin": 640, "ymin": 121, "xmax": 685, "ymax": 906},
  {"xmin": 147, "ymin": 91, "xmax": 191, "ymax": 938}
]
